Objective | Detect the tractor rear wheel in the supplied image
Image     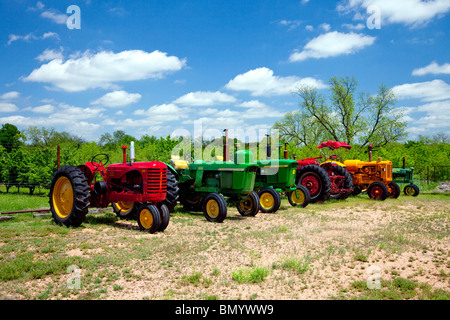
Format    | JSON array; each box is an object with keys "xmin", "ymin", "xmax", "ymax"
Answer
[
  {"xmin": 157, "ymin": 203, "xmax": 170, "ymax": 232},
  {"xmin": 203, "ymin": 193, "xmax": 227, "ymax": 223},
  {"xmin": 329, "ymin": 165, "xmax": 353, "ymax": 200},
  {"xmin": 296, "ymin": 165, "xmax": 331, "ymax": 203},
  {"xmin": 404, "ymin": 184, "xmax": 420, "ymax": 197},
  {"xmin": 287, "ymin": 185, "xmax": 310, "ymax": 208},
  {"xmin": 137, "ymin": 203, "xmax": 161, "ymax": 233},
  {"xmin": 163, "ymin": 169, "xmax": 179, "ymax": 213},
  {"xmin": 258, "ymin": 187, "xmax": 281, "ymax": 213},
  {"xmin": 367, "ymin": 182, "xmax": 388, "ymax": 200},
  {"xmin": 49, "ymin": 165, "xmax": 90, "ymax": 227},
  {"xmin": 237, "ymin": 191, "xmax": 260, "ymax": 217},
  {"xmin": 387, "ymin": 182, "xmax": 401, "ymax": 199},
  {"xmin": 112, "ymin": 201, "xmax": 138, "ymax": 220}
]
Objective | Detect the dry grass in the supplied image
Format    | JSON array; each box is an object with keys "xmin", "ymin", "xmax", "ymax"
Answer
[{"xmin": 0, "ymin": 193, "xmax": 449, "ymax": 300}]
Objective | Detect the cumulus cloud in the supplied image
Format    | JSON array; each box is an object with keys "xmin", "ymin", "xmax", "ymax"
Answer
[
  {"xmin": 412, "ymin": 61, "xmax": 450, "ymax": 76},
  {"xmin": 91, "ymin": 90, "xmax": 142, "ymax": 108},
  {"xmin": 225, "ymin": 67, "xmax": 325, "ymax": 96},
  {"xmin": 23, "ymin": 50, "xmax": 187, "ymax": 92},
  {"xmin": 337, "ymin": 0, "xmax": 450, "ymax": 27},
  {"xmin": 0, "ymin": 102, "xmax": 18, "ymax": 113},
  {"xmin": 36, "ymin": 48, "xmax": 64, "ymax": 62},
  {"xmin": 0, "ymin": 91, "xmax": 20, "ymax": 100},
  {"xmin": 392, "ymin": 79, "xmax": 450, "ymax": 102},
  {"xmin": 173, "ymin": 91, "xmax": 237, "ymax": 107},
  {"xmin": 7, "ymin": 32, "xmax": 58, "ymax": 45},
  {"xmin": 289, "ymin": 31, "xmax": 376, "ymax": 62}
]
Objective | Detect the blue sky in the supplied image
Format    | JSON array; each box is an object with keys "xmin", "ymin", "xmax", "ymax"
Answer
[{"xmin": 0, "ymin": 0, "xmax": 449, "ymax": 143}]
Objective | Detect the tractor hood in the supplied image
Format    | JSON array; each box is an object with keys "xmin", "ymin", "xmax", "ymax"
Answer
[{"xmin": 317, "ymin": 141, "xmax": 352, "ymax": 150}]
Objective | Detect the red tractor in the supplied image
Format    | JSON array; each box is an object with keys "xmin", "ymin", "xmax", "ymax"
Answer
[
  {"xmin": 49, "ymin": 143, "xmax": 178, "ymax": 233},
  {"xmin": 294, "ymin": 141, "xmax": 354, "ymax": 203}
]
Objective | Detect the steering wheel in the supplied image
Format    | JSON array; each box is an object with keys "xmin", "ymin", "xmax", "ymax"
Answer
[{"xmin": 91, "ymin": 153, "xmax": 110, "ymax": 168}]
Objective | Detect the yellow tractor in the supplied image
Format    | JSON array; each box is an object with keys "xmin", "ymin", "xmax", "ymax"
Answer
[{"xmin": 318, "ymin": 141, "xmax": 399, "ymax": 200}]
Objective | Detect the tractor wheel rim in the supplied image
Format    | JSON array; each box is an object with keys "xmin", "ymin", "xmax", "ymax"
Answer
[
  {"xmin": 260, "ymin": 193, "xmax": 275, "ymax": 210},
  {"xmin": 53, "ymin": 176, "xmax": 73, "ymax": 219},
  {"xmin": 370, "ymin": 186, "xmax": 383, "ymax": 199},
  {"xmin": 239, "ymin": 195, "xmax": 253, "ymax": 212},
  {"xmin": 405, "ymin": 186, "xmax": 414, "ymax": 196},
  {"xmin": 206, "ymin": 199, "xmax": 220, "ymax": 218},
  {"xmin": 291, "ymin": 190, "xmax": 305, "ymax": 204},
  {"xmin": 302, "ymin": 174, "xmax": 321, "ymax": 195},
  {"xmin": 116, "ymin": 201, "xmax": 134, "ymax": 213},
  {"xmin": 139, "ymin": 209, "xmax": 154, "ymax": 229},
  {"xmin": 388, "ymin": 186, "xmax": 395, "ymax": 197}
]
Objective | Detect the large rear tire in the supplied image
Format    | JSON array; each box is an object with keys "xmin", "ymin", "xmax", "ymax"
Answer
[
  {"xmin": 49, "ymin": 165, "xmax": 90, "ymax": 227},
  {"xmin": 296, "ymin": 165, "xmax": 331, "ymax": 203},
  {"xmin": 163, "ymin": 169, "xmax": 179, "ymax": 213},
  {"xmin": 329, "ymin": 165, "xmax": 353, "ymax": 200},
  {"xmin": 112, "ymin": 201, "xmax": 137, "ymax": 220}
]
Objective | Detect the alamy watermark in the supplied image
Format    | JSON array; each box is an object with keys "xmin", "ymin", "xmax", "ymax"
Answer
[
  {"xmin": 366, "ymin": 5, "xmax": 381, "ymax": 29},
  {"xmin": 366, "ymin": 265, "xmax": 381, "ymax": 290},
  {"xmin": 66, "ymin": 264, "xmax": 81, "ymax": 289},
  {"xmin": 66, "ymin": 5, "xmax": 81, "ymax": 30}
]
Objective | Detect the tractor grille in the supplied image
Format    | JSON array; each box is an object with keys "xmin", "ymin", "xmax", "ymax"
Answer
[{"xmin": 147, "ymin": 167, "xmax": 167, "ymax": 195}]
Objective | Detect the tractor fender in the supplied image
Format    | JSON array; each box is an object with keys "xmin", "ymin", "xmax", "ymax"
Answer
[
  {"xmin": 165, "ymin": 163, "xmax": 179, "ymax": 178},
  {"xmin": 321, "ymin": 160, "xmax": 346, "ymax": 167}
]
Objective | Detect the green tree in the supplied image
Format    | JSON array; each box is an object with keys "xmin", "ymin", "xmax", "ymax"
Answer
[
  {"xmin": 0, "ymin": 123, "xmax": 24, "ymax": 152},
  {"xmin": 274, "ymin": 76, "xmax": 407, "ymax": 150}
]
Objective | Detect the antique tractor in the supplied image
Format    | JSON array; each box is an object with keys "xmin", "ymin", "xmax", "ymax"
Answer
[
  {"xmin": 343, "ymin": 143, "xmax": 399, "ymax": 200},
  {"xmin": 251, "ymin": 141, "xmax": 310, "ymax": 213},
  {"xmin": 49, "ymin": 142, "xmax": 177, "ymax": 233},
  {"xmin": 169, "ymin": 149, "xmax": 260, "ymax": 223},
  {"xmin": 292, "ymin": 141, "xmax": 353, "ymax": 202},
  {"xmin": 392, "ymin": 157, "xmax": 419, "ymax": 196}
]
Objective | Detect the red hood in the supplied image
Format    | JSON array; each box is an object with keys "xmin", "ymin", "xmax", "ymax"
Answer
[{"xmin": 317, "ymin": 141, "xmax": 352, "ymax": 150}]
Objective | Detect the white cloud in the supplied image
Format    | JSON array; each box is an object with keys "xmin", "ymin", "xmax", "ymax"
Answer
[
  {"xmin": 40, "ymin": 9, "xmax": 68, "ymax": 24},
  {"xmin": 0, "ymin": 102, "xmax": 18, "ymax": 113},
  {"xmin": 36, "ymin": 48, "xmax": 64, "ymax": 62},
  {"xmin": 7, "ymin": 32, "xmax": 59, "ymax": 45},
  {"xmin": 279, "ymin": 20, "xmax": 302, "ymax": 30},
  {"xmin": 133, "ymin": 103, "xmax": 188, "ymax": 122},
  {"xmin": 342, "ymin": 23, "xmax": 366, "ymax": 30},
  {"xmin": 23, "ymin": 50, "xmax": 187, "ymax": 92},
  {"xmin": 28, "ymin": 104, "xmax": 55, "ymax": 114},
  {"xmin": 0, "ymin": 91, "xmax": 20, "ymax": 100},
  {"xmin": 305, "ymin": 25, "xmax": 314, "ymax": 31},
  {"xmin": 338, "ymin": 0, "xmax": 450, "ymax": 27},
  {"xmin": 402, "ymin": 100, "xmax": 450, "ymax": 135},
  {"xmin": 173, "ymin": 91, "xmax": 237, "ymax": 107},
  {"xmin": 412, "ymin": 61, "xmax": 450, "ymax": 76},
  {"xmin": 289, "ymin": 31, "xmax": 376, "ymax": 62},
  {"xmin": 392, "ymin": 80, "xmax": 450, "ymax": 102},
  {"xmin": 319, "ymin": 23, "xmax": 331, "ymax": 31},
  {"xmin": 225, "ymin": 67, "xmax": 325, "ymax": 96},
  {"xmin": 91, "ymin": 90, "xmax": 142, "ymax": 107}
]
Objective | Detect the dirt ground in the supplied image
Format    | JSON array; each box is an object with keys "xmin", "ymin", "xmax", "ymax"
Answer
[{"xmin": 1, "ymin": 195, "xmax": 449, "ymax": 300}]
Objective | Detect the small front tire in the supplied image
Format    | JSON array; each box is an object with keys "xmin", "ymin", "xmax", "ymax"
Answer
[{"xmin": 137, "ymin": 204, "xmax": 161, "ymax": 233}]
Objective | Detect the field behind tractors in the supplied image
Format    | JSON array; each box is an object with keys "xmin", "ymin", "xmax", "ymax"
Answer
[{"xmin": 0, "ymin": 189, "xmax": 449, "ymax": 300}]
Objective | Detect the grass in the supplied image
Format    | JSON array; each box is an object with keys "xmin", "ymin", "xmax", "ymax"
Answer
[
  {"xmin": 347, "ymin": 277, "xmax": 450, "ymax": 300},
  {"xmin": 0, "ymin": 190, "xmax": 448, "ymax": 300}
]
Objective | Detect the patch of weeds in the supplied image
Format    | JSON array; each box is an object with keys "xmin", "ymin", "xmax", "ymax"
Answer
[
  {"xmin": 274, "ymin": 256, "xmax": 311, "ymax": 275},
  {"xmin": 348, "ymin": 277, "xmax": 449, "ymax": 300},
  {"xmin": 231, "ymin": 266, "xmax": 269, "ymax": 284},
  {"xmin": 181, "ymin": 271, "xmax": 212, "ymax": 288}
]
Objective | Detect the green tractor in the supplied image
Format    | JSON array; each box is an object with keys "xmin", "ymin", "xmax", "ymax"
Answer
[
  {"xmin": 392, "ymin": 157, "xmax": 420, "ymax": 197},
  {"xmin": 167, "ymin": 151, "xmax": 260, "ymax": 223},
  {"xmin": 244, "ymin": 140, "xmax": 310, "ymax": 213}
]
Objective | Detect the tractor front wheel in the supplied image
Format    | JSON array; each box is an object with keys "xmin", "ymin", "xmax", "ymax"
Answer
[
  {"xmin": 203, "ymin": 193, "xmax": 227, "ymax": 223},
  {"xmin": 388, "ymin": 182, "xmax": 401, "ymax": 199},
  {"xmin": 49, "ymin": 165, "xmax": 90, "ymax": 227},
  {"xmin": 237, "ymin": 191, "xmax": 260, "ymax": 217},
  {"xmin": 367, "ymin": 182, "xmax": 389, "ymax": 200},
  {"xmin": 258, "ymin": 187, "xmax": 281, "ymax": 213},
  {"xmin": 287, "ymin": 185, "xmax": 310, "ymax": 208},
  {"xmin": 137, "ymin": 203, "xmax": 161, "ymax": 233},
  {"xmin": 157, "ymin": 203, "xmax": 170, "ymax": 232},
  {"xmin": 404, "ymin": 184, "xmax": 420, "ymax": 197}
]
